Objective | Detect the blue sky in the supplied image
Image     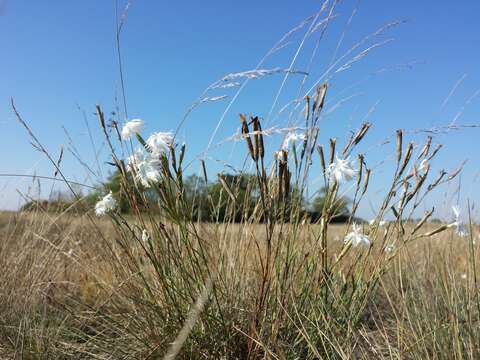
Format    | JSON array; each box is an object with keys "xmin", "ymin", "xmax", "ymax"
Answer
[{"xmin": 1, "ymin": 0, "xmax": 480, "ymax": 220}]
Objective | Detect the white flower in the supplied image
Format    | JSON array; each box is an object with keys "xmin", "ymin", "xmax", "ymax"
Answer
[
  {"xmin": 142, "ymin": 229, "xmax": 150, "ymax": 244},
  {"xmin": 328, "ymin": 156, "xmax": 355, "ymax": 183},
  {"xmin": 95, "ymin": 192, "xmax": 117, "ymax": 216},
  {"xmin": 121, "ymin": 119, "xmax": 144, "ymax": 140},
  {"xmin": 461, "ymin": 273, "xmax": 467, "ymax": 280},
  {"xmin": 282, "ymin": 132, "xmax": 306, "ymax": 149},
  {"xmin": 136, "ymin": 160, "xmax": 162, "ymax": 187},
  {"xmin": 126, "ymin": 147, "xmax": 163, "ymax": 188},
  {"xmin": 127, "ymin": 147, "xmax": 147, "ymax": 171},
  {"xmin": 451, "ymin": 205, "xmax": 469, "ymax": 237},
  {"xmin": 418, "ymin": 159, "xmax": 429, "ymax": 173},
  {"xmin": 344, "ymin": 223, "xmax": 371, "ymax": 248},
  {"xmin": 384, "ymin": 244, "xmax": 394, "ymax": 253},
  {"xmin": 146, "ymin": 132, "xmax": 174, "ymax": 156}
]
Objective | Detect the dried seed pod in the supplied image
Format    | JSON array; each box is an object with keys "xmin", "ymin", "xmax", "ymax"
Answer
[
  {"xmin": 318, "ymin": 83, "xmax": 328, "ymax": 109},
  {"xmin": 251, "ymin": 116, "xmax": 261, "ymax": 161},
  {"xmin": 352, "ymin": 122, "xmax": 371, "ymax": 147},
  {"xmin": 427, "ymin": 144, "xmax": 443, "ymax": 162},
  {"xmin": 362, "ymin": 168, "xmax": 371, "ymax": 195},
  {"xmin": 418, "ymin": 136, "xmax": 432, "ymax": 159},
  {"xmin": 328, "ymin": 138, "xmax": 336, "ymax": 166},
  {"xmin": 257, "ymin": 118, "xmax": 265, "ymax": 159},
  {"xmin": 423, "ymin": 224, "xmax": 449, "ymax": 237},
  {"xmin": 399, "ymin": 180, "xmax": 411, "ymax": 208},
  {"xmin": 396, "ymin": 129, "xmax": 403, "ymax": 164},
  {"xmin": 427, "ymin": 170, "xmax": 446, "ymax": 191},
  {"xmin": 305, "ymin": 96, "xmax": 310, "ymax": 127},
  {"xmin": 398, "ymin": 142, "xmax": 413, "ymax": 176},
  {"xmin": 406, "ymin": 174, "xmax": 427, "ymax": 204},
  {"xmin": 447, "ymin": 161, "xmax": 465, "ymax": 181},
  {"xmin": 314, "ymin": 83, "xmax": 328, "ymax": 112},
  {"xmin": 239, "ymin": 114, "xmax": 255, "ymax": 161},
  {"xmin": 317, "ymin": 145, "xmax": 326, "ymax": 176},
  {"xmin": 357, "ymin": 154, "xmax": 364, "ymax": 188},
  {"xmin": 412, "ymin": 208, "xmax": 434, "ymax": 234}
]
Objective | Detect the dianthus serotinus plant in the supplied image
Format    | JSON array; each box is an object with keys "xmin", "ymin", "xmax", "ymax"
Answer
[{"xmin": 82, "ymin": 84, "xmax": 467, "ymax": 358}]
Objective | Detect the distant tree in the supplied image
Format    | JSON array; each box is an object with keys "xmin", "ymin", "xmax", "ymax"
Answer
[
  {"xmin": 207, "ymin": 174, "xmax": 259, "ymax": 222},
  {"xmin": 310, "ymin": 187, "xmax": 350, "ymax": 223},
  {"xmin": 21, "ymin": 187, "xmax": 88, "ymax": 213},
  {"xmin": 86, "ymin": 170, "xmax": 154, "ymax": 213}
]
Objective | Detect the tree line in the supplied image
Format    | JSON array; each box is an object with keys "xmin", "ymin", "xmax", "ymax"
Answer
[{"xmin": 22, "ymin": 171, "xmax": 350, "ymax": 223}]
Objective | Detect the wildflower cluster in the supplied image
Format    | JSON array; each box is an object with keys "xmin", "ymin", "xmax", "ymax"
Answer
[
  {"xmin": 95, "ymin": 191, "xmax": 117, "ymax": 216},
  {"xmin": 124, "ymin": 121, "xmax": 174, "ymax": 188},
  {"xmin": 328, "ymin": 156, "xmax": 355, "ymax": 183},
  {"xmin": 345, "ymin": 223, "xmax": 371, "ymax": 248},
  {"xmin": 451, "ymin": 205, "xmax": 469, "ymax": 237},
  {"xmin": 121, "ymin": 118, "xmax": 144, "ymax": 140},
  {"xmin": 95, "ymin": 119, "xmax": 174, "ymax": 215}
]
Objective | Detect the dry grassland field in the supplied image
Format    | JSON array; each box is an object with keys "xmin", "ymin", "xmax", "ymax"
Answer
[
  {"xmin": 2, "ymin": 1, "xmax": 480, "ymax": 359},
  {"xmin": 1, "ymin": 206, "xmax": 479, "ymax": 359}
]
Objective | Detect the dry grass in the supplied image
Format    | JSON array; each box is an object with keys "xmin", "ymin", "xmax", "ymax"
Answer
[
  {"xmin": 3, "ymin": 3, "xmax": 478, "ymax": 357},
  {"xmin": 5, "ymin": 95, "xmax": 477, "ymax": 359},
  {"xmin": 1, "ymin": 209, "xmax": 479, "ymax": 359}
]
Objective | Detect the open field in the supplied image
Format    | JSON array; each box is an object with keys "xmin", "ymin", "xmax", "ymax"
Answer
[
  {"xmin": 3, "ymin": 2, "xmax": 480, "ymax": 359},
  {"xmin": 1, "ymin": 209, "xmax": 479, "ymax": 359},
  {"xmin": 4, "ymin": 81, "xmax": 477, "ymax": 359}
]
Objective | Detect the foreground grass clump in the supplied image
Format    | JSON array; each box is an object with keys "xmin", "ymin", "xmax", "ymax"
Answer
[
  {"xmin": 2, "ymin": 85, "xmax": 479, "ymax": 359},
  {"xmin": 0, "ymin": 212, "xmax": 478, "ymax": 358}
]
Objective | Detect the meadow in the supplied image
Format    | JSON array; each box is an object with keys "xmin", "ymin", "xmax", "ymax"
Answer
[
  {"xmin": 2, "ymin": 2, "xmax": 480, "ymax": 359},
  {"xmin": 1, "ymin": 109, "xmax": 479, "ymax": 358},
  {"xmin": 0, "ymin": 207, "xmax": 478, "ymax": 359}
]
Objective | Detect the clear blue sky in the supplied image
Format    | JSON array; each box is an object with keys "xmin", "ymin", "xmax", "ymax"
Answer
[{"xmin": 1, "ymin": 0, "xmax": 480, "ymax": 220}]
